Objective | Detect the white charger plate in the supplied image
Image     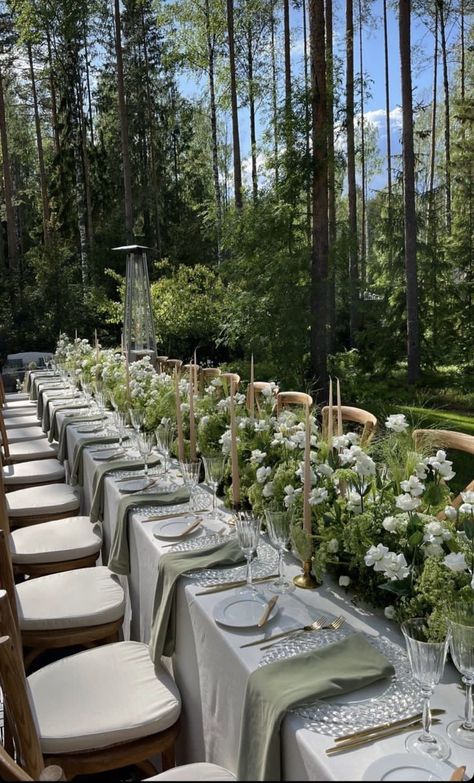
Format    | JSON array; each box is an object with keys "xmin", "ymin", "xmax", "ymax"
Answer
[
  {"xmin": 118, "ymin": 477, "xmax": 156, "ymax": 493},
  {"xmin": 91, "ymin": 447, "xmax": 124, "ymax": 460},
  {"xmin": 214, "ymin": 594, "xmax": 279, "ymax": 629},
  {"xmin": 362, "ymin": 752, "xmax": 455, "ymax": 781},
  {"xmin": 77, "ymin": 424, "xmax": 103, "ymax": 433}
]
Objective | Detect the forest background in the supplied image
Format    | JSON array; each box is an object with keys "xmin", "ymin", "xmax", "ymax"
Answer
[{"xmin": 0, "ymin": 0, "xmax": 472, "ymax": 429}]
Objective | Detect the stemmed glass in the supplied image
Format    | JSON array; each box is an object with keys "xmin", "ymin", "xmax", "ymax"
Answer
[
  {"xmin": 447, "ymin": 603, "xmax": 474, "ymax": 749},
  {"xmin": 202, "ymin": 454, "xmax": 226, "ymax": 519},
  {"xmin": 180, "ymin": 459, "xmax": 202, "ymax": 511},
  {"xmin": 235, "ymin": 512, "xmax": 261, "ymax": 594},
  {"xmin": 137, "ymin": 431, "xmax": 155, "ymax": 478},
  {"xmin": 113, "ymin": 411, "xmax": 128, "ymax": 448},
  {"xmin": 401, "ymin": 618, "xmax": 449, "ymax": 760},
  {"xmin": 264, "ymin": 508, "xmax": 294, "ymax": 594},
  {"xmin": 130, "ymin": 408, "xmax": 145, "ymax": 434},
  {"xmin": 156, "ymin": 419, "xmax": 175, "ymax": 489}
]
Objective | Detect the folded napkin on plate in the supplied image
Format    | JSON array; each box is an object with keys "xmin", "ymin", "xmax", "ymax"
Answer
[
  {"xmin": 37, "ymin": 386, "xmax": 68, "ymax": 418},
  {"xmin": 56, "ymin": 414, "xmax": 104, "ymax": 462},
  {"xmin": 70, "ymin": 435, "xmax": 121, "ymax": 485},
  {"xmin": 107, "ymin": 486, "xmax": 190, "ymax": 576},
  {"xmin": 29, "ymin": 372, "xmax": 56, "ymax": 399},
  {"xmin": 89, "ymin": 454, "xmax": 161, "ymax": 523},
  {"xmin": 48, "ymin": 403, "xmax": 89, "ymax": 443},
  {"xmin": 42, "ymin": 397, "xmax": 85, "ymax": 432},
  {"xmin": 148, "ymin": 536, "xmax": 244, "ymax": 663},
  {"xmin": 237, "ymin": 633, "xmax": 395, "ymax": 781}
]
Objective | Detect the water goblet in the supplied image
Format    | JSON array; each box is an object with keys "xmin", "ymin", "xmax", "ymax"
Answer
[
  {"xmin": 113, "ymin": 411, "xmax": 128, "ymax": 448},
  {"xmin": 179, "ymin": 459, "xmax": 202, "ymax": 511},
  {"xmin": 156, "ymin": 419, "xmax": 175, "ymax": 488},
  {"xmin": 137, "ymin": 431, "xmax": 155, "ymax": 477},
  {"xmin": 264, "ymin": 508, "xmax": 294, "ymax": 594},
  {"xmin": 130, "ymin": 408, "xmax": 145, "ymax": 434},
  {"xmin": 401, "ymin": 618, "xmax": 449, "ymax": 760},
  {"xmin": 235, "ymin": 512, "xmax": 261, "ymax": 594},
  {"xmin": 447, "ymin": 603, "xmax": 474, "ymax": 749},
  {"xmin": 202, "ymin": 454, "xmax": 226, "ymax": 519}
]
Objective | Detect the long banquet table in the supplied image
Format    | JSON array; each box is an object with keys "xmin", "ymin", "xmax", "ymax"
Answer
[{"xmin": 31, "ymin": 371, "xmax": 473, "ymax": 781}]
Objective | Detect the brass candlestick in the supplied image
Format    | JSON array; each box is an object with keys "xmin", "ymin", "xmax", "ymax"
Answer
[{"xmin": 293, "ymin": 558, "xmax": 319, "ymax": 590}]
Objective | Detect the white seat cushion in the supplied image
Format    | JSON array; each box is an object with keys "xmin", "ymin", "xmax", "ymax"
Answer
[
  {"xmin": 6, "ymin": 483, "xmax": 79, "ymax": 518},
  {"xmin": 8, "ymin": 439, "xmax": 58, "ymax": 462},
  {"xmin": 5, "ymin": 392, "xmax": 29, "ymax": 401},
  {"xmin": 4, "ymin": 414, "xmax": 40, "ymax": 428},
  {"xmin": 2, "ymin": 406, "xmax": 38, "ymax": 418},
  {"xmin": 3, "ymin": 459, "xmax": 65, "ymax": 486},
  {"xmin": 146, "ymin": 764, "xmax": 236, "ymax": 781},
  {"xmin": 16, "ymin": 566, "xmax": 125, "ymax": 630},
  {"xmin": 10, "ymin": 516, "xmax": 102, "ymax": 564},
  {"xmin": 3, "ymin": 399, "xmax": 36, "ymax": 409},
  {"xmin": 28, "ymin": 641, "xmax": 181, "ymax": 753},
  {"xmin": 1, "ymin": 425, "xmax": 45, "ymax": 443}
]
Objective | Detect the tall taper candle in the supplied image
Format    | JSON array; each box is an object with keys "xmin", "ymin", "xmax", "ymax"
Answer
[
  {"xmin": 189, "ymin": 362, "xmax": 197, "ymax": 460},
  {"xmin": 74, "ymin": 329, "xmax": 78, "ymax": 340},
  {"xmin": 249, "ymin": 354, "xmax": 255, "ymax": 417},
  {"xmin": 230, "ymin": 378, "xmax": 241, "ymax": 507},
  {"xmin": 327, "ymin": 377, "xmax": 333, "ymax": 445},
  {"xmin": 125, "ymin": 351, "xmax": 130, "ymax": 403},
  {"xmin": 303, "ymin": 402, "xmax": 312, "ymax": 534},
  {"xmin": 174, "ymin": 368, "xmax": 185, "ymax": 461},
  {"xmin": 94, "ymin": 329, "xmax": 99, "ymax": 382},
  {"xmin": 336, "ymin": 378, "xmax": 343, "ymax": 436}
]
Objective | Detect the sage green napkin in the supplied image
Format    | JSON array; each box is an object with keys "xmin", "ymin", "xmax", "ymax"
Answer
[
  {"xmin": 89, "ymin": 454, "xmax": 161, "ymax": 523},
  {"xmin": 41, "ymin": 394, "xmax": 81, "ymax": 430},
  {"xmin": 28, "ymin": 372, "xmax": 56, "ymax": 398},
  {"xmin": 149, "ymin": 537, "xmax": 245, "ymax": 663},
  {"xmin": 36, "ymin": 384, "xmax": 67, "ymax": 415},
  {"xmin": 237, "ymin": 633, "xmax": 395, "ymax": 781},
  {"xmin": 56, "ymin": 414, "xmax": 104, "ymax": 462},
  {"xmin": 107, "ymin": 486, "xmax": 191, "ymax": 576},
  {"xmin": 70, "ymin": 436, "xmax": 121, "ymax": 485},
  {"xmin": 47, "ymin": 402, "xmax": 89, "ymax": 442}
]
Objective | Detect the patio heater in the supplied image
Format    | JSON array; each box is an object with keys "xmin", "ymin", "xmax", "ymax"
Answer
[{"xmin": 113, "ymin": 245, "xmax": 157, "ymax": 363}]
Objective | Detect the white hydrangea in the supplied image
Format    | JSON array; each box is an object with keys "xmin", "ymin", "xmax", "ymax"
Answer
[
  {"xmin": 262, "ymin": 481, "xmax": 274, "ymax": 498},
  {"xmin": 309, "ymin": 487, "xmax": 328, "ymax": 506},
  {"xmin": 444, "ymin": 506, "xmax": 458, "ymax": 521},
  {"xmin": 339, "ymin": 575, "xmax": 351, "ymax": 587},
  {"xmin": 250, "ymin": 449, "xmax": 266, "ymax": 464},
  {"xmin": 256, "ymin": 466, "xmax": 272, "ymax": 484}
]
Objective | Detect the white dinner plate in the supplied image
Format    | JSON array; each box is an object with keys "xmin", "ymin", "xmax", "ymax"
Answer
[
  {"xmin": 76, "ymin": 424, "xmax": 102, "ymax": 433},
  {"xmin": 362, "ymin": 752, "xmax": 455, "ymax": 781},
  {"xmin": 118, "ymin": 477, "xmax": 156, "ymax": 493},
  {"xmin": 91, "ymin": 447, "xmax": 124, "ymax": 460},
  {"xmin": 153, "ymin": 515, "xmax": 205, "ymax": 539},
  {"xmin": 213, "ymin": 594, "xmax": 279, "ymax": 629}
]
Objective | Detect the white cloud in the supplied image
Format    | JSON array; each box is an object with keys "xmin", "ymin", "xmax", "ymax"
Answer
[{"xmin": 364, "ymin": 107, "xmax": 403, "ymax": 133}]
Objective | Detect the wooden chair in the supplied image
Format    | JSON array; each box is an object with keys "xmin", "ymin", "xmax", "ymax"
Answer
[
  {"xmin": 245, "ymin": 381, "xmax": 276, "ymax": 415},
  {"xmin": 0, "ymin": 412, "xmax": 59, "ymax": 465},
  {"xmin": 0, "ymin": 528, "xmax": 124, "ymax": 672},
  {"xmin": 200, "ymin": 367, "xmax": 221, "ymax": 393},
  {"xmin": 0, "ymin": 745, "xmax": 64, "ymax": 781},
  {"xmin": 156, "ymin": 356, "xmax": 168, "ymax": 373},
  {"xmin": 321, "ymin": 404, "xmax": 378, "ymax": 446},
  {"xmin": 413, "ymin": 428, "xmax": 474, "ymax": 509},
  {"xmin": 145, "ymin": 763, "xmax": 236, "ymax": 781},
  {"xmin": 220, "ymin": 373, "xmax": 240, "ymax": 393},
  {"xmin": 275, "ymin": 391, "xmax": 313, "ymax": 415},
  {"xmin": 0, "ymin": 589, "xmax": 181, "ymax": 781},
  {"xmin": 164, "ymin": 359, "xmax": 183, "ymax": 373}
]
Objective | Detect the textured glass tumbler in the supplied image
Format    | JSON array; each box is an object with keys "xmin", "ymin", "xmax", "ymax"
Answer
[
  {"xmin": 447, "ymin": 604, "xmax": 474, "ymax": 749},
  {"xmin": 401, "ymin": 618, "xmax": 449, "ymax": 760}
]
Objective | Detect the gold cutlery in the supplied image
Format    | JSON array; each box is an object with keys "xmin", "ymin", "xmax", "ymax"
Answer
[
  {"xmin": 334, "ymin": 709, "xmax": 446, "ymax": 743},
  {"xmin": 157, "ymin": 516, "xmax": 203, "ymax": 541},
  {"xmin": 325, "ymin": 718, "xmax": 442, "ymax": 755},
  {"xmin": 240, "ymin": 615, "xmax": 342, "ymax": 649},
  {"xmin": 195, "ymin": 575, "xmax": 279, "ymax": 596},
  {"xmin": 259, "ymin": 616, "xmax": 345, "ymax": 650},
  {"xmin": 450, "ymin": 766, "xmax": 466, "ymax": 781},
  {"xmin": 120, "ymin": 478, "xmax": 159, "ymax": 493},
  {"xmin": 142, "ymin": 510, "xmax": 205, "ymax": 523},
  {"xmin": 257, "ymin": 596, "xmax": 279, "ymax": 628}
]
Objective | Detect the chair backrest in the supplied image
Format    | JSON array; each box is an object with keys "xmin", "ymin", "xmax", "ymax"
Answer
[
  {"xmin": 276, "ymin": 391, "xmax": 312, "ymax": 415},
  {"xmin": 0, "ymin": 411, "xmax": 11, "ymax": 461},
  {"xmin": 0, "ymin": 530, "xmax": 19, "ymax": 638},
  {"xmin": 164, "ymin": 359, "xmax": 182, "ymax": 373},
  {"xmin": 321, "ymin": 404, "xmax": 377, "ymax": 445},
  {"xmin": 0, "ymin": 454, "xmax": 12, "ymax": 535},
  {"xmin": 245, "ymin": 382, "xmax": 276, "ymax": 414},
  {"xmin": 200, "ymin": 367, "xmax": 221, "ymax": 394},
  {"xmin": 0, "ymin": 590, "xmax": 45, "ymax": 780},
  {"xmin": 220, "ymin": 373, "xmax": 240, "ymax": 393},
  {"xmin": 155, "ymin": 356, "xmax": 168, "ymax": 373},
  {"xmin": 413, "ymin": 428, "xmax": 474, "ymax": 508},
  {"xmin": 0, "ymin": 746, "xmax": 64, "ymax": 782},
  {"xmin": 0, "ymin": 374, "xmax": 6, "ymax": 406}
]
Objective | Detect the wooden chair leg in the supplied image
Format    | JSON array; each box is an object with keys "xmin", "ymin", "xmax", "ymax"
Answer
[{"xmin": 161, "ymin": 743, "xmax": 176, "ymax": 772}]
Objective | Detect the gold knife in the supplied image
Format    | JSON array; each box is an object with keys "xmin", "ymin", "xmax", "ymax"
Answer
[
  {"xmin": 195, "ymin": 575, "xmax": 278, "ymax": 596},
  {"xmin": 257, "ymin": 596, "xmax": 278, "ymax": 628},
  {"xmin": 143, "ymin": 511, "xmax": 205, "ymax": 523},
  {"xmin": 334, "ymin": 709, "xmax": 446, "ymax": 743},
  {"xmin": 325, "ymin": 718, "xmax": 442, "ymax": 755},
  {"xmin": 450, "ymin": 766, "xmax": 466, "ymax": 781}
]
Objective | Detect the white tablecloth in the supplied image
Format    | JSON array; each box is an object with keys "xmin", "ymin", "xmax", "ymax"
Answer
[{"xmin": 52, "ymin": 412, "xmax": 472, "ymax": 781}]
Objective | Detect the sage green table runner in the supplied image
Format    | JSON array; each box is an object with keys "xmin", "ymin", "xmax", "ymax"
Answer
[
  {"xmin": 107, "ymin": 486, "xmax": 190, "ymax": 576},
  {"xmin": 148, "ymin": 537, "xmax": 244, "ymax": 662},
  {"xmin": 89, "ymin": 454, "xmax": 161, "ymax": 523},
  {"xmin": 70, "ymin": 435, "xmax": 121, "ymax": 485},
  {"xmin": 237, "ymin": 633, "xmax": 395, "ymax": 781},
  {"xmin": 47, "ymin": 402, "xmax": 90, "ymax": 442},
  {"xmin": 56, "ymin": 414, "xmax": 105, "ymax": 462}
]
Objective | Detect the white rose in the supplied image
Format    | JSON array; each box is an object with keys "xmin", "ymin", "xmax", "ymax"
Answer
[
  {"xmin": 339, "ymin": 575, "xmax": 351, "ymax": 587},
  {"xmin": 459, "ymin": 503, "xmax": 474, "ymax": 515},
  {"xmin": 384, "ymin": 605, "xmax": 395, "ymax": 619},
  {"xmin": 444, "ymin": 506, "xmax": 458, "ymax": 521},
  {"xmin": 385, "ymin": 414, "xmax": 409, "ymax": 433},
  {"xmin": 396, "ymin": 493, "xmax": 421, "ymax": 512},
  {"xmin": 461, "ymin": 490, "xmax": 474, "ymax": 504},
  {"xmin": 250, "ymin": 449, "xmax": 266, "ymax": 464},
  {"xmin": 364, "ymin": 543, "xmax": 390, "ymax": 567},
  {"xmin": 443, "ymin": 552, "xmax": 468, "ymax": 572},
  {"xmin": 382, "ymin": 516, "xmax": 398, "ymax": 533},
  {"xmin": 262, "ymin": 481, "xmax": 274, "ymax": 498},
  {"xmin": 309, "ymin": 487, "xmax": 328, "ymax": 506},
  {"xmin": 424, "ymin": 542, "xmax": 444, "ymax": 557},
  {"xmin": 256, "ymin": 466, "xmax": 272, "ymax": 484},
  {"xmin": 400, "ymin": 475, "xmax": 425, "ymax": 497},
  {"xmin": 382, "ymin": 552, "xmax": 410, "ymax": 581}
]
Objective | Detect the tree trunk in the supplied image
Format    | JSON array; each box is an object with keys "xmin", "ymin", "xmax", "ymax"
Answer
[
  {"xmin": 383, "ymin": 0, "xmax": 393, "ymax": 270},
  {"xmin": 83, "ymin": 20, "xmax": 94, "ymax": 145},
  {"xmin": 399, "ymin": 0, "xmax": 420, "ymax": 384},
  {"xmin": 309, "ymin": 0, "xmax": 329, "ymax": 399},
  {"xmin": 46, "ymin": 28, "xmax": 60, "ymax": 157},
  {"xmin": 428, "ymin": 7, "xmax": 438, "ymax": 350},
  {"xmin": 226, "ymin": 0, "xmax": 243, "ymax": 209},
  {"xmin": 204, "ymin": 0, "xmax": 222, "ymax": 260},
  {"xmin": 247, "ymin": 18, "xmax": 258, "ymax": 203},
  {"xmin": 0, "ymin": 67, "xmax": 17, "ymax": 271},
  {"xmin": 141, "ymin": 6, "xmax": 162, "ymax": 257},
  {"xmin": 358, "ymin": 0, "xmax": 366, "ymax": 289},
  {"xmin": 283, "ymin": 0, "xmax": 292, "ymax": 152},
  {"xmin": 113, "ymin": 0, "xmax": 134, "ymax": 241},
  {"xmin": 460, "ymin": 0, "xmax": 465, "ymax": 101},
  {"xmin": 303, "ymin": 0, "xmax": 312, "ymax": 241},
  {"xmin": 437, "ymin": 0, "xmax": 451, "ymax": 233},
  {"xmin": 326, "ymin": 0, "xmax": 336, "ymax": 352},
  {"xmin": 346, "ymin": 0, "xmax": 359, "ymax": 346},
  {"xmin": 27, "ymin": 42, "xmax": 50, "ymax": 246},
  {"xmin": 270, "ymin": 0, "xmax": 279, "ymax": 187}
]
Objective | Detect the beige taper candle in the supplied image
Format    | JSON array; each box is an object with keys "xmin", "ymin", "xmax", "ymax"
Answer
[
  {"xmin": 249, "ymin": 354, "xmax": 255, "ymax": 417},
  {"xmin": 174, "ymin": 368, "xmax": 185, "ymax": 461},
  {"xmin": 303, "ymin": 403, "xmax": 312, "ymax": 534},
  {"xmin": 230, "ymin": 378, "xmax": 241, "ymax": 507},
  {"xmin": 189, "ymin": 364, "xmax": 197, "ymax": 460},
  {"xmin": 336, "ymin": 378, "xmax": 343, "ymax": 436},
  {"xmin": 327, "ymin": 377, "xmax": 333, "ymax": 445}
]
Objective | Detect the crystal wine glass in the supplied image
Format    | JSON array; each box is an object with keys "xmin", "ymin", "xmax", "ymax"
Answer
[
  {"xmin": 447, "ymin": 603, "xmax": 474, "ymax": 749},
  {"xmin": 264, "ymin": 508, "xmax": 294, "ymax": 594},
  {"xmin": 137, "ymin": 431, "xmax": 155, "ymax": 477},
  {"xmin": 179, "ymin": 459, "xmax": 202, "ymax": 511},
  {"xmin": 113, "ymin": 411, "xmax": 128, "ymax": 448},
  {"xmin": 401, "ymin": 618, "xmax": 449, "ymax": 760},
  {"xmin": 235, "ymin": 512, "xmax": 261, "ymax": 594},
  {"xmin": 130, "ymin": 408, "xmax": 145, "ymax": 434},
  {"xmin": 202, "ymin": 454, "xmax": 226, "ymax": 519},
  {"xmin": 156, "ymin": 419, "xmax": 175, "ymax": 489}
]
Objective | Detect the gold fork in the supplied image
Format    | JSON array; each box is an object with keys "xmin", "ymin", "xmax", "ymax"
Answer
[
  {"xmin": 259, "ymin": 615, "xmax": 345, "ymax": 651},
  {"xmin": 240, "ymin": 616, "xmax": 329, "ymax": 649}
]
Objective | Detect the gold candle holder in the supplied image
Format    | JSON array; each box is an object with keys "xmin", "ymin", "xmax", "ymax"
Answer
[{"xmin": 293, "ymin": 558, "xmax": 319, "ymax": 590}]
